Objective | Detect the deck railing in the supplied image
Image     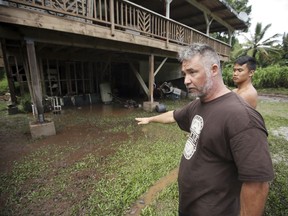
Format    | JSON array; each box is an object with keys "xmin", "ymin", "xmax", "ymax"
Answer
[{"xmin": 4, "ymin": 0, "xmax": 231, "ymax": 57}]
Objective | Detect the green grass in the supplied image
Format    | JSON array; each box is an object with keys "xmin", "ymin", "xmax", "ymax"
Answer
[
  {"xmin": 0, "ymin": 96, "xmax": 287, "ymax": 215},
  {"xmin": 0, "ymin": 74, "xmax": 8, "ymax": 95},
  {"xmin": 0, "ymin": 99, "xmax": 188, "ymax": 215},
  {"xmin": 141, "ymin": 182, "xmax": 179, "ymax": 216},
  {"xmin": 257, "ymin": 98, "xmax": 288, "ymax": 215}
]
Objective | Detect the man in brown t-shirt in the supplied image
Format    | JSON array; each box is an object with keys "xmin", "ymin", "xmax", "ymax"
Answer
[{"xmin": 135, "ymin": 43, "xmax": 274, "ymax": 216}]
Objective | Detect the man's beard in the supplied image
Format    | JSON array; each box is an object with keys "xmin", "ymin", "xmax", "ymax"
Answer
[{"xmin": 189, "ymin": 76, "xmax": 213, "ymax": 98}]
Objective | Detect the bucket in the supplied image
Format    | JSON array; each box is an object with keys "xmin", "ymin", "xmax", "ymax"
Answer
[
  {"xmin": 156, "ymin": 104, "xmax": 166, "ymax": 113},
  {"xmin": 8, "ymin": 105, "xmax": 18, "ymax": 115}
]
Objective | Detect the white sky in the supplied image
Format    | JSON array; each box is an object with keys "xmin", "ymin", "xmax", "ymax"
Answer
[{"xmin": 238, "ymin": 0, "xmax": 288, "ymax": 43}]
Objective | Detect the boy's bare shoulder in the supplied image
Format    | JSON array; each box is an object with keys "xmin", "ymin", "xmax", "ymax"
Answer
[
  {"xmin": 233, "ymin": 85, "xmax": 258, "ymax": 108},
  {"xmin": 240, "ymin": 87, "xmax": 258, "ymax": 108}
]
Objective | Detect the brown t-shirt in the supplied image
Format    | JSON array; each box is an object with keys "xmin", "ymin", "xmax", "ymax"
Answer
[{"xmin": 174, "ymin": 92, "xmax": 274, "ymax": 216}]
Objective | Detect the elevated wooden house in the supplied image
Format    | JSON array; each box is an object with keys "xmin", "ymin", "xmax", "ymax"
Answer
[{"xmin": 0, "ymin": 0, "xmax": 247, "ymax": 116}]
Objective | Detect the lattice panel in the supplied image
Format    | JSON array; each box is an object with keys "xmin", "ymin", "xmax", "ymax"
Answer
[
  {"xmin": 176, "ymin": 26, "xmax": 184, "ymax": 43},
  {"xmin": 138, "ymin": 11, "xmax": 151, "ymax": 33},
  {"xmin": 50, "ymin": 0, "xmax": 86, "ymax": 15},
  {"xmin": 198, "ymin": 34, "xmax": 207, "ymax": 43}
]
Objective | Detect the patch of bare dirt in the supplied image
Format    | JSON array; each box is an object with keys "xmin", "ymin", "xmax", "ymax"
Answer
[
  {"xmin": 126, "ymin": 168, "xmax": 179, "ymax": 215},
  {"xmin": 0, "ymin": 131, "xmax": 31, "ymax": 172},
  {"xmin": 271, "ymin": 127, "xmax": 288, "ymax": 141},
  {"xmin": 258, "ymin": 94, "xmax": 288, "ymax": 102}
]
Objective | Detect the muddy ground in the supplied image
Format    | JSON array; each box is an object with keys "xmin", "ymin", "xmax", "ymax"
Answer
[
  {"xmin": 1, "ymin": 94, "xmax": 287, "ymax": 172},
  {"xmin": 0, "ymin": 94, "xmax": 287, "ymax": 215}
]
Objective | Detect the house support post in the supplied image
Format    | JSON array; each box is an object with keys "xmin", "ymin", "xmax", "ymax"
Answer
[
  {"xmin": 165, "ymin": 0, "xmax": 173, "ymax": 18},
  {"xmin": 87, "ymin": 0, "xmax": 94, "ymax": 18},
  {"xmin": 143, "ymin": 54, "xmax": 159, "ymax": 112},
  {"xmin": 26, "ymin": 40, "xmax": 44, "ymax": 123},
  {"xmin": 148, "ymin": 54, "xmax": 154, "ymax": 103},
  {"xmin": 204, "ymin": 12, "xmax": 213, "ymax": 36},
  {"xmin": 20, "ymin": 42, "xmax": 36, "ymax": 114},
  {"xmin": 126, "ymin": 56, "xmax": 149, "ymax": 97},
  {"xmin": 110, "ymin": 0, "xmax": 115, "ymax": 36},
  {"xmin": 228, "ymin": 29, "xmax": 233, "ymax": 46},
  {"xmin": 1, "ymin": 39, "xmax": 17, "ymax": 105},
  {"xmin": 165, "ymin": 20, "xmax": 170, "ymax": 48},
  {"xmin": 154, "ymin": 57, "xmax": 168, "ymax": 77}
]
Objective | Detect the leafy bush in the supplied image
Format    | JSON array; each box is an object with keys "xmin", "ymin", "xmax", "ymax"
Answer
[
  {"xmin": 0, "ymin": 69, "xmax": 9, "ymax": 95},
  {"xmin": 18, "ymin": 93, "xmax": 32, "ymax": 112},
  {"xmin": 222, "ymin": 66, "xmax": 235, "ymax": 87},
  {"xmin": 222, "ymin": 64, "xmax": 288, "ymax": 89},
  {"xmin": 253, "ymin": 65, "xmax": 288, "ymax": 88}
]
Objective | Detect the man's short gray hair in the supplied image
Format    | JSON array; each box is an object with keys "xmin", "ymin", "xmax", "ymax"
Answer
[{"xmin": 178, "ymin": 43, "xmax": 221, "ymax": 73}]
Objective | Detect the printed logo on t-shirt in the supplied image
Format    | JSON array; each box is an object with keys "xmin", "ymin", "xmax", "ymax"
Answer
[{"xmin": 183, "ymin": 115, "xmax": 203, "ymax": 160}]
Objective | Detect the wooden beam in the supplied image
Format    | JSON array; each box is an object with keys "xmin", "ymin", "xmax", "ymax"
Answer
[
  {"xmin": 127, "ymin": 59, "xmax": 149, "ymax": 97},
  {"xmin": 26, "ymin": 40, "xmax": 45, "ymax": 123},
  {"xmin": 154, "ymin": 57, "xmax": 167, "ymax": 77},
  {"xmin": 148, "ymin": 54, "xmax": 154, "ymax": 102},
  {"xmin": 0, "ymin": 39, "xmax": 17, "ymax": 104},
  {"xmin": 165, "ymin": 0, "xmax": 173, "ymax": 18},
  {"xmin": 110, "ymin": 0, "xmax": 115, "ymax": 36},
  {"xmin": 87, "ymin": 0, "xmax": 94, "ymax": 17},
  {"xmin": 185, "ymin": 0, "xmax": 235, "ymax": 32},
  {"xmin": 20, "ymin": 43, "xmax": 35, "ymax": 108}
]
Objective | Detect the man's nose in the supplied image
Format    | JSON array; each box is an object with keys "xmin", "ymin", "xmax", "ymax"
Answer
[{"xmin": 184, "ymin": 75, "xmax": 191, "ymax": 85}]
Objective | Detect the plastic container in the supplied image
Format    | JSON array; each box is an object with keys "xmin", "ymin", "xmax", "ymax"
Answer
[
  {"xmin": 100, "ymin": 83, "xmax": 113, "ymax": 104},
  {"xmin": 156, "ymin": 103, "xmax": 166, "ymax": 113}
]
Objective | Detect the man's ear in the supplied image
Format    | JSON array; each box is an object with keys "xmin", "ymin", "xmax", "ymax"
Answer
[
  {"xmin": 211, "ymin": 64, "xmax": 219, "ymax": 77},
  {"xmin": 249, "ymin": 70, "xmax": 255, "ymax": 77}
]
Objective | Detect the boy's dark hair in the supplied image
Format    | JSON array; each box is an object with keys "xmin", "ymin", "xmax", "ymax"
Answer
[{"xmin": 234, "ymin": 56, "xmax": 256, "ymax": 71}]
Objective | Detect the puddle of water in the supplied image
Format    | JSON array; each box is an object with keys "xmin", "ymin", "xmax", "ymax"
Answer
[
  {"xmin": 0, "ymin": 103, "xmax": 141, "ymax": 172},
  {"xmin": 59, "ymin": 104, "xmax": 142, "ymax": 117}
]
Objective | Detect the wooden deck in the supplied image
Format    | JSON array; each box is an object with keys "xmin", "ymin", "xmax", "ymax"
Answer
[{"xmin": 0, "ymin": 0, "xmax": 231, "ymax": 60}]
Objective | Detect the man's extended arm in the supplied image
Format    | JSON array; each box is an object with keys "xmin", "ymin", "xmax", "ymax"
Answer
[
  {"xmin": 240, "ymin": 182, "xmax": 270, "ymax": 216},
  {"xmin": 135, "ymin": 110, "xmax": 175, "ymax": 125}
]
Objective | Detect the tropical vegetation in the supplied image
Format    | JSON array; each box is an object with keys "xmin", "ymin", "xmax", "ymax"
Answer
[
  {"xmin": 235, "ymin": 23, "xmax": 282, "ymax": 67},
  {"xmin": 222, "ymin": 65, "xmax": 288, "ymax": 89}
]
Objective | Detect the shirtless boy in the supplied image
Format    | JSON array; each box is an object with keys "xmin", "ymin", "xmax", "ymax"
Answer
[{"xmin": 232, "ymin": 56, "xmax": 258, "ymax": 108}]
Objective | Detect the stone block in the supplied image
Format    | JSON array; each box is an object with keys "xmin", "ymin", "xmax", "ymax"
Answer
[
  {"xmin": 29, "ymin": 120, "xmax": 56, "ymax": 139},
  {"xmin": 143, "ymin": 101, "xmax": 159, "ymax": 112}
]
